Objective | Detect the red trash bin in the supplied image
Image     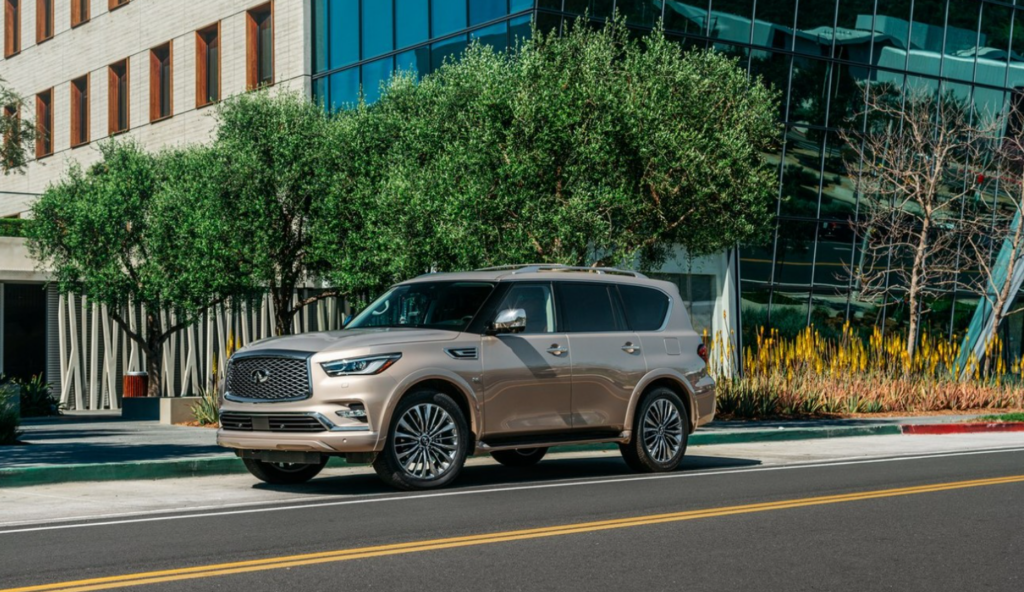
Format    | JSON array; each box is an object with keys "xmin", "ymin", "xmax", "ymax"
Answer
[{"xmin": 123, "ymin": 372, "xmax": 149, "ymax": 398}]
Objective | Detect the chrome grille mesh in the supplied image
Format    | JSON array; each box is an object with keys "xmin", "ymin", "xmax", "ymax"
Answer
[{"xmin": 226, "ymin": 356, "xmax": 311, "ymax": 401}]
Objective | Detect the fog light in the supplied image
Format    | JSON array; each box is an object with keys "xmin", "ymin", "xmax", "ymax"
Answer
[{"xmin": 336, "ymin": 403, "xmax": 367, "ymax": 421}]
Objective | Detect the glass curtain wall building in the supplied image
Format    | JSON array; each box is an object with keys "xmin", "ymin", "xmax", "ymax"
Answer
[{"xmin": 312, "ymin": 1, "xmax": 1024, "ymax": 357}]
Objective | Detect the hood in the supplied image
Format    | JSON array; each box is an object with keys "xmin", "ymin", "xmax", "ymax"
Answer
[{"xmin": 235, "ymin": 328, "xmax": 463, "ymax": 357}]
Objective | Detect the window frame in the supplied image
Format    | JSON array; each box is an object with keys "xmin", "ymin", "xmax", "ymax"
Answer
[
  {"xmin": 70, "ymin": 74, "xmax": 89, "ymax": 148},
  {"xmin": 195, "ymin": 22, "xmax": 221, "ymax": 108},
  {"xmin": 246, "ymin": 2, "xmax": 274, "ymax": 89},
  {"xmin": 107, "ymin": 0, "xmax": 128, "ymax": 11},
  {"xmin": 149, "ymin": 41, "xmax": 173, "ymax": 123},
  {"xmin": 554, "ymin": 281, "xmax": 630, "ymax": 334},
  {"xmin": 107, "ymin": 58, "xmax": 129, "ymax": 135},
  {"xmin": 4, "ymin": 0, "xmax": 20, "ymax": 58},
  {"xmin": 36, "ymin": 0, "xmax": 52, "ymax": 43},
  {"xmin": 493, "ymin": 282, "xmax": 558, "ymax": 335},
  {"xmin": 70, "ymin": 0, "xmax": 89, "ymax": 28},
  {"xmin": 35, "ymin": 88, "xmax": 53, "ymax": 159}
]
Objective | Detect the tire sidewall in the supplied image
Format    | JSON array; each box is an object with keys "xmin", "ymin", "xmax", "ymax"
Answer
[
  {"xmin": 633, "ymin": 388, "xmax": 689, "ymax": 471},
  {"xmin": 377, "ymin": 390, "xmax": 470, "ymax": 490}
]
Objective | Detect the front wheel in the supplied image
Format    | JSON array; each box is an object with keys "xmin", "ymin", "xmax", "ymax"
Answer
[
  {"xmin": 373, "ymin": 390, "xmax": 470, "ymax": 490},
  {"xmin": 620, "ymin": 387, "xmax": 689, "ymax": 473},
  {"xmin": 242, "ymin": 457, "xmax": 327, "ymax": 484},
  {"xmin": 491, "ymin": 447, "xmax": 548, "ymax": 468}
]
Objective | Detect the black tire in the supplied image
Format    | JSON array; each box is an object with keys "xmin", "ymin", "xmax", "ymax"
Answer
[
  {"xmin": 242, "ymin": 457, "xmax": 327, "ymax": 485},
  {"xmin": 619, "ymin": 387, "xmax": 689, "ymax": 473},
  {"xmin": 373, "ymin": 389, "xmax": 470, "ymax": 490},
  {"xmin": 491, "ymin": 447, "xmax": 548, "ymax": 468}
]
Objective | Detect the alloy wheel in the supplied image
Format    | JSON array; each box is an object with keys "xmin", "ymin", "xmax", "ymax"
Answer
[
  {"xmin": 642, "ymin": 399, "xmax": 684, "ymax": 464},
  {"xmin": 393, "ymin": 403, "xmax": 460, "ymax": 480}
]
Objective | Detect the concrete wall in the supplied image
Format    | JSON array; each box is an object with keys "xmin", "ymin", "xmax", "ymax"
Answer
[
  {"xmin": 0, "ymin": 0, "xmax": 311, "ymax": 201},
  {"xmin": 0, "ymin": 238, "xmax": 46, "ymax": 282}
]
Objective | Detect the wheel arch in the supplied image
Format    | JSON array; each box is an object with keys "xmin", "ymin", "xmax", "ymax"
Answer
[
  {"xmin": 626, "ymin": 371, "xmax": 698, "ymax": 435},
  {"xmin": 380, "ymin": 370, "xmax": 480, "ymax": 449}
]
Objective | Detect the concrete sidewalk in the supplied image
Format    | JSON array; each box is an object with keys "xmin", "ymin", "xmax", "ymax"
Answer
[{"xmin": 0, "ymin": 412, "xmax": 1000, "ymax": 487}]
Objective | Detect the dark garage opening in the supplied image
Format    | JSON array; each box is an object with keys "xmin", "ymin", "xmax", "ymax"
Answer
[{"xmin": 3, "ymin": 283, "xmax": 47, "ymax": 383}]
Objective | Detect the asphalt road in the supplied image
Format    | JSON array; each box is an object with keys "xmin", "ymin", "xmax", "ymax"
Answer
[{"xmin": 2, "ymin": 445, "xmax": 1024, "ymax": 592}]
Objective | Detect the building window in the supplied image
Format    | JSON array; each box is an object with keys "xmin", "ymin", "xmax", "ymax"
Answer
[
  {"xmin": 108, "ymin": 59, "xmax": 129, "ymax": 135},
  {"xmin": 107, "ymin": 0, "xmax": 127, "ymax": 10},
  {"xmin": 70, "ymin": 0, "xmax": 88, "ymax": 27},
  {"xmin": 4, "ymin": 0, "xmax": 19, "ymax": 57},
  {"xmin": 35, "ymin": 89, "xmax": 52, "ymax": 158},
  {"xmin": 149, "ymin": 42, "xmax": 172, "ymax": 122},
  {"xmin": 2, "ymin": 104, "xmax": 19, "ymax": 169},
  {"xmin": 70, "ymin": 74, "xmax": 89, "ymax": 147},
  {"xmin": 196, "ymin": 23, "xmax": 220, "ymax": 107},
  {"xmin": 246, "ymin": 3, "xmax": 273, "ymax": 89},
  {"xmin": 36, "ymin": 0, "xmax": 52, "ymax": 42}
]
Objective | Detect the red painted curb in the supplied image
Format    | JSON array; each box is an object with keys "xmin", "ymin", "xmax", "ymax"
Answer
[{"xmin": 901, "ymin": 423, "xmax": 1024, "ymax": 435}]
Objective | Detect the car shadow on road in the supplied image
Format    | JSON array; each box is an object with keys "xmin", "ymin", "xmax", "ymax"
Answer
[{"xmin": 251, "ymin": 454, "xmax": 761, "ymax": 497}]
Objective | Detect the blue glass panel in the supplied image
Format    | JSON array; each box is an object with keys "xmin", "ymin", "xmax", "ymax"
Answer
[
  {"xmin": 470, "ymin": 21, "xmax": 508, "ymax": 52},
  {"xmin": 330, "ymin": 0, "xmax": 359, "ymax": 69},
  {"xmin": 432, "ymin": 34, "xmax": 469, "ymax": 68},
  {"xmin": 469, "ymin": 0, "xmax": 507, "ymax": 26},
  {"xmin": 330, "ymin": 68, "xmax": 360, "ymax": 109},
  {"xmin": 313, "ymin": 0, "xmax": 328, "ymax": 73},
  {"xmin": 313, "ymin": 76, "xmax": 328, "ymax": 109},
  {"xmin": 362, "ymin": 0, "xmax": 394, "ymax": 59},
  {"xmin": 509, "ymin": 14, "xmax": 531, "ymax": 46},
  {"xmin": 510, "ymin": 0, "xmax": 532, "ymax": 12},
  {"xmin": 432, "ymin": 0, "xmax": 468, "ymax": 37},
  {"xmin": 396, "ymin": 0, "xmax": 429, "ymax": 48},
  {"xmin": 362, "ymin": 57, "xmax": 395, "ymax": 104},
  {"xmin": 563, "ymin": 0, "xmax": 614, "ymax": 19},
  {"xmin": 397, "ymin": 46, "xmax": 431, "ymax": 78}
]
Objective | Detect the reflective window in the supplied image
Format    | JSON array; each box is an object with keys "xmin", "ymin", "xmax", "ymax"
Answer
[
  {"xmin": 362, "ymin": 57, "xmax": 394, "ymax": 104},
  {"xmin": 397, "ymin": 46, "xmax": 431, "ymax": 78},
  {"xmin": 348, "ymin": 282, "xmax": 495, "ymax": 331},
  {"xmin": 470, "ymin": 0, "xmax": 508, "ymax": 26},
  {"xmin": 362, "ymin": 0, "xmax": 394, "ymax": 59},
  {"xmin": 511, "ymin": 0, "xmax": 532, "ymax": 12},
  {"xmin": 471, "ymin": 21, "xmax": 509, "ymax": 51},
  {"xmin": 496, "ymin": 284, "xmax": 556, "ymax": 334},
  {"xmin": 330, "ymin": 68, "xmax": 360, "ymax": 109},
  {"xmin": 330, "ymin": 0, "xmax": 359, "ymax": 69},
  {"xmin": 617, "ymin": 0, "xmax": 661, "ymax": 27},
  {"xmin": 313, "ymin": 0, "xmax": 328, "ymax": 73},
  {"xmin": 557, "ymin": 283, "xmax": 627, "ymax": 333},
  {"xmin": 563, "ymin": 0, "xmax": 614, "ymax": 19},
  {"xmin": 433, "ymin": 34, "xmax": 468, "ymax": 68},
  {"xmin": 509, "ymin": 13, "xmax": 531, "ymax": 45},
  {"xmin": 432, "ymin": 0, "xmax": 468, "ymax": 37},
  {"xmin": 619, "ymin": 285, "xmax": 670, "ymax": 331},
  {"xmin": 396, "ymin": 0, "xmax": 429, "ymax": 48}
]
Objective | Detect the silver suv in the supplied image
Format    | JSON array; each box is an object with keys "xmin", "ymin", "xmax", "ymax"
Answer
[{"xmin": 218, "ymin": 265, "xmax": 716, "ymax": 490}]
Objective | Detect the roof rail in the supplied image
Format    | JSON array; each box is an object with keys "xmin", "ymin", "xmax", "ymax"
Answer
[
  {"xmin": 474, "ymin": 264, "xmax": 561, "ymax": 272},
  {"xmin": 513, "ymin": 265, "xmax": 648, "ymax": 279}
]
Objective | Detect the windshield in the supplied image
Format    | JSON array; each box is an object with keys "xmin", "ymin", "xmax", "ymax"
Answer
[{"xmin": 347, "ymin": 282, "xmax": 495, "ymax": 332}]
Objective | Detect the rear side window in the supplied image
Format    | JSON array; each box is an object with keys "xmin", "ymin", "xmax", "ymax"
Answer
[
  {"xmin": 557, "ymin": 283, "xmax": 627, "ymax": 333},
  {"xmin": 618, "ymin": 285, "xmax": 670, "ymax": 331}
]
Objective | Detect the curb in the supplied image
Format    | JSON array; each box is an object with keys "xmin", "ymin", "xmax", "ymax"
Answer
[
  {"xmin": 902, "ymin": 422, "xmax": 1024, "ymax": 435},
  {"xmin": 0, "ymin": 424, "xmax": 904, "ymax": 489}
]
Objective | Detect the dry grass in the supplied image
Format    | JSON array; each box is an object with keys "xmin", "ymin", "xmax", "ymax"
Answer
[{"xmin": 709, "ymin": 323, "xmax": 1024, "ymax": 419}]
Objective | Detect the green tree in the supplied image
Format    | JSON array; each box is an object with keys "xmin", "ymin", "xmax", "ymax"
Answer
[
  {"xmin": 211, "ymin": 92, "xmax": 382, "ymax": 335},
  {"xmin": 371, "ymin": 18, "xmax": 780, "ymax": 271},
  {"xmin": 26, "ymin": 141, "xmax": 245, "ymax": 397},
  {"xmin": 1, "ymin": 76, "xmax": 35, "ymax": 174}
]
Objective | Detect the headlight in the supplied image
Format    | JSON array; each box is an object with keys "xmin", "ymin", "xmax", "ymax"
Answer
[{"xmin": 320, "ymin": 353, "xmax": 402, "ymax": 377}]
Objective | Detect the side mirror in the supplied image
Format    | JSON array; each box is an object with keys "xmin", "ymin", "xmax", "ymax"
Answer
[{"xmin": 490, "ymin": 308, "xmax": 527, "ymax": 335}]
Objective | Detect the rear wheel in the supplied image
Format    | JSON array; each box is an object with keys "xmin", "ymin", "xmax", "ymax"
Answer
[
  {"xmin": 620, "ymin": 387, "xmax": 688, "ymax": 473},
  {"xmin": 373, "ymin": 390, "xmax": 470, "ymax": 490},
  {"xmin": 242, "ymin": 457, "xmax": 327, "ymax": 485},
  {"xmin": 491, "ymin": 447, "xmax": 548, "ymax": 468}
]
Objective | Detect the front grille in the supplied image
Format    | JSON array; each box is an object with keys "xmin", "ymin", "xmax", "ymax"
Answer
[
  {"xmin": 219, "ymin": 412, "xmax": 327, "ymax": 433},
  {"xmin": 226, "ymin": 356, "xmax": 311, "ymax": 402}
]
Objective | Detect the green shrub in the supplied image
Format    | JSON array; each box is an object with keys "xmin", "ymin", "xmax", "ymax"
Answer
[
  {"xmin": 0, "ymin": 218, "xmax": 26, "ymax": 238},
  {"xmin": 19, "ymin": 375, "xmax": 62, "ymax": 417},
  {"xmin": 192, "ymin": 387, "xmax": 220, "ymax": 426},
  {"xmin": 0, "ymin": 403, "xmax": 21, "ymax": 445}
]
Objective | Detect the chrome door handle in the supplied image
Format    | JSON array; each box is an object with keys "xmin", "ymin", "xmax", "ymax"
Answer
[
  {"xmin": 622, "ymin": 342, "xmax": 641, "ymax": 354},
  {"xmin": 546, "ymin": 345, "xmax": 568, "ymax": 356}
]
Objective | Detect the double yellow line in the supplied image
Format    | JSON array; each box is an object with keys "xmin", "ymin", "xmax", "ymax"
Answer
[{"xmin": 7, "ymin": 474, "xmax": 1024, "ymax": 592}]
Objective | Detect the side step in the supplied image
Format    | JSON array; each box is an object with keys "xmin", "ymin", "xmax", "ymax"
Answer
[{"xmin": 476, "ymin": 431, "xmax": 630, "ymax": 454}]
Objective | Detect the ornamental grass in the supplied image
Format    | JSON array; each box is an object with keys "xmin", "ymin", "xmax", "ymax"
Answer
[{"xmin": 710, "ymin": 323, "xmax": 1024, "ymax": 419}]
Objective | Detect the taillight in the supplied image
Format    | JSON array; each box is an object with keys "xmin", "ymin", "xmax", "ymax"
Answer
[{"xmin": 697, "ymin": 343, "xmax": 708, "ymax": 364}]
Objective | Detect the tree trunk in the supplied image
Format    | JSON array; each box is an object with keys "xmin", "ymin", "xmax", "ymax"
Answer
[
  {"xmin": 906, "ymin": 216, "xmax": 932, "ymax": 359},
  {"xmin": 272, "ymin": 287, "xmax": 293, "ymax": 336},
  {"xmin": 145, "ymin": 345, "xmax": 163, "ymax": 398}
]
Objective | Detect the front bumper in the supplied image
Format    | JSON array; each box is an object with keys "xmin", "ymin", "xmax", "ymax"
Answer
[{"xmin": 218, "ymin": 427, "xmax": 382, "ymax": 454}]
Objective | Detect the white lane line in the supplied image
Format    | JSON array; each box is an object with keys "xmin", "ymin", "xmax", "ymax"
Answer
[{"xmin": 3, "ymin": 446, "xmax": 1024, "ymax": 535}]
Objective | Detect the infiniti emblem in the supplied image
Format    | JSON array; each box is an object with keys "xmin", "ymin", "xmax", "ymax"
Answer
[{"xmin": 251, "ymin": 369, "xmax": 270, "ymax": 385}]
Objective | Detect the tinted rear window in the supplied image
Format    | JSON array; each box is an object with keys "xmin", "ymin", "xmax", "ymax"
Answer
[
  {"xmin": 558, "ymin": 283, "xmax": 626, "ymax": 333},
  {"xmin": 618, "ymin": 285, "xmax": 670, "ymax": 331}
]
